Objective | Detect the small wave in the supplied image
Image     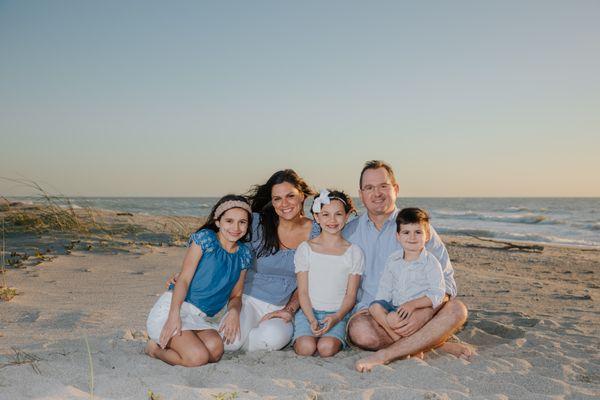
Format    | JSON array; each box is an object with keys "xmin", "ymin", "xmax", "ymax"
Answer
[
  {"xmin": 583, "ymin": 222, "xmax": 600, "ymax": 231},
  {"xmin": 434, "ymin": 210, "xmax": 554, "ymax": 225},
  {"xmin": 199, "ymin": 203, "xmax": 212, "ymax": 208},
  {"xmin": 505, "ymin": 206, "xmax": 530, "ymax": 212},
  {"xmin": 437, "ymin": 228, "xmax": 497, "ymax": 238},
  {"xmin": 440, "ymin": 229, "xmax": 599, "ymax": 248}
]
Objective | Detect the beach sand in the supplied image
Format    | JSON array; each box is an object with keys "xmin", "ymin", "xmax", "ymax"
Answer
[{"xmin": 1, "ymin": 207, "xmax": 599, "ymax": 399}]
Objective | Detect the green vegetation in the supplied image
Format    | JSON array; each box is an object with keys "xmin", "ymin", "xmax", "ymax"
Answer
[{"xmin": 0, "ymin": 217, "xmax": 16, "ymax": 301}]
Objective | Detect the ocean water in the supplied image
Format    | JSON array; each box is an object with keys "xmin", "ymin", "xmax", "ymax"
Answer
[{"xmin": 11, "ymin": 197, "xmax": 600, "ymax": 248}]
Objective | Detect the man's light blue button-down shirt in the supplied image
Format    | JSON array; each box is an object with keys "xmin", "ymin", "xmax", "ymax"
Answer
[{"xmin": 343, "ymin": 208, "xmax": 457, "ymax": 310}]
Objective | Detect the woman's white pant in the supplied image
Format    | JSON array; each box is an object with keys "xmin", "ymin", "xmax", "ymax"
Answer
[{"xmin": 222, "ymin": 294, "xmax": 293, "ymax": 352}]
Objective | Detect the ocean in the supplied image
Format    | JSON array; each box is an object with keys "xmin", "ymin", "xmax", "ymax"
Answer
[{"xmin": 11, "ymin": 197, "xmax": 600, "ymax": 248}]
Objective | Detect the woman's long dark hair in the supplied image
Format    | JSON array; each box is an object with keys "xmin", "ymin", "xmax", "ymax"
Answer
[
  {"xmin": 247, "ymin": 169, "xmax": 315, "ymax": 257},
  {"xmin": 197, "ymin": 194, "xmax": 253, "ymax": 242}
]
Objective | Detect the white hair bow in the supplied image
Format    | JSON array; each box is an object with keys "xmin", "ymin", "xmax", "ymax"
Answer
[{"xmin": 311, "ymin": 189, "xmax": 331, "ymax": 213}]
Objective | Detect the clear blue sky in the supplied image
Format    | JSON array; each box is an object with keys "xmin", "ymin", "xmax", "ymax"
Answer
[{"xmin": 1, "ymin": 1, "xmax": 599, "ymax": 197}]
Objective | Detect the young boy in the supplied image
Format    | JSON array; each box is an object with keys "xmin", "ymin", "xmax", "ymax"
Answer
[{"xmin": 369, "ymin": 207, "xmax": 446, "ymax": 342}]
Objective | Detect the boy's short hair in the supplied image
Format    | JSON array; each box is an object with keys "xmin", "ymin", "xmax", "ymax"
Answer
[
  {"xmin": 359, "ymin": 160, "xmax": 397, "ymax": 189},
  {"xmin": 396, "ymin": 207, "xmax": 430, "ymax": 233}
]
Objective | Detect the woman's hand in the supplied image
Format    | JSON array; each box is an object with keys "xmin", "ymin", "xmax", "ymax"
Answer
[
  {"xmin": 219, "ymin": 309, "xmax": 241, "ymax": 345},
  {"xmin": 165, "ymin": 272, "xmax": 180, "ymax": 289},
  {"xmin": 159, "ymin": 312, "xmax": 181, "ymax": 349},
  {"xmin": 314, "ymin": 314, "xmax": 339, "ymax": 336},
  {"xmin": 260, "ymin": 308, "xmax": 294, "ymax": 323}
]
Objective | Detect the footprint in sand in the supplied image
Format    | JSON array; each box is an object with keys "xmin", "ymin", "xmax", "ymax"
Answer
[
  {"xmin": 472, "ymin": 320, "xmax": 525, "ymax": 339},
  {"xmin": 512, "ymin": 317, "xmax": 540, "ymax": 327}
]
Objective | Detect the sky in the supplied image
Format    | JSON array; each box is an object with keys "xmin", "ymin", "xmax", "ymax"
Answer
[{"xmin": 1, "ymin": 1, "xmax": 599, "ymax": 197}]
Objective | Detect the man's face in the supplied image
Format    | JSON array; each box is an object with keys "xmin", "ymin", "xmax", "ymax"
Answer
[{"xmin": 359, "ymin": 167, "xmax": 399, "ymax": 216}]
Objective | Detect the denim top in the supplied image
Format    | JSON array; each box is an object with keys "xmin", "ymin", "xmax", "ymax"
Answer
[
  {"xmin": 176, "ymin": 229, "xmax": 253, "ymax": 316},
  {"xmin": 243, "ymin": 213, "xmax": 320, "ymax": 306},
  {"xmin": 343, "ymin": 208, "xmax": 456, "ymax": 310}
]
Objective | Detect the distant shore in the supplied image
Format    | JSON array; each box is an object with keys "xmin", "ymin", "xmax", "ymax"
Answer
[{"xmin": 0, "ymin": 205, "xmax": 598, "ymax": 399}]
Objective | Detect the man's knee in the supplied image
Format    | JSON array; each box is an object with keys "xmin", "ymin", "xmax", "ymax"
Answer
[
  {"xmin": 348, "ymin": 316, "xmax": 384, "ymax": 351},
  {"xmin": 445, "ymin": 299, "xmax": 468, "ymax": 325}
]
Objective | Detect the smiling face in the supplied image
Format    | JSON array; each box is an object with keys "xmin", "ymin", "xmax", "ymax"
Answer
[
  {"xmin": 271, "ymin": 181, "xmax": 305, "ymax": 221},
  {"xmin": 396, "ymin": 222, "xmax": 429, "ymax": 254},
  {"xmin": 359, "ymin": 167, "xmax": 399, "ymax": 217},
  {"xmin": 215, "ymin": 208, "xmax": 250, "ymax": 244},
  {"xmin": 314, "ymin": 199, "xmax": 349, "ymax": 235}
]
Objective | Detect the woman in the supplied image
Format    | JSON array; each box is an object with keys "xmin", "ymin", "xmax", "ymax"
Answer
[
  {"xmin": 168, "ymin": 169, "xmax": 317, "ymax": 351},
  {"xmin": 224, "ymin": 169, "xmax": 318, "ymax": 351}
]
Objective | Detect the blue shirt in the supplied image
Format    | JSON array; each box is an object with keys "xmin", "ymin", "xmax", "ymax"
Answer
[
  {"xmin": 180, "ymin": 229, "xmax": 253, "ymax": 317},
  {"xmin": 343, "ymin": 208, "xmax": 456, "ymax": 310},
  {"xmin": 244, "ymin": 213, "xmax": 321, "ymax": 306}
]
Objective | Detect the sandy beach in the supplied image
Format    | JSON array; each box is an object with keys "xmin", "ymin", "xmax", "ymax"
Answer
[{"xmin": 1, "ymin": 206, "xmax": 598, "ymax": 399}]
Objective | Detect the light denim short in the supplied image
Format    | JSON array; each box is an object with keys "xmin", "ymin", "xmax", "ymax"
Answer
[{"xmin": 292, "ymin": 308, "xmax": 350, "ymax": 348}]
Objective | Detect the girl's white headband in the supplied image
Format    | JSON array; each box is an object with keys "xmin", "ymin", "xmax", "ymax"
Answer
[{"xmin": 311, "ymin": 189, "xmax": 347, "ymax": 213}]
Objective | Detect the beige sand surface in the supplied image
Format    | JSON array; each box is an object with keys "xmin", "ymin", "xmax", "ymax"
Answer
[{"xmin": 1, "ymin": 209, "xmax": 599, "ymax": 399}]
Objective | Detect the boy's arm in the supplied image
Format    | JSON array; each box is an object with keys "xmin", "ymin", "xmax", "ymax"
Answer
[
  {"xmin": 369, "ymin": 302, "xmax": 401, "ymax": 341},
  {"xmin": 423, "ymin": 256, "xmax": 446, "ymax": 309}
]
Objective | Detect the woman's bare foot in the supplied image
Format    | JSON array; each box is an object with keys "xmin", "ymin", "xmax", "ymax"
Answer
[
  {"xmin": 439, "ymin": 342, "xmax": 475, "ymax": 360},
  {"xmin": 145, "ymin": 340, "xmax": 160, "ymax": 358},
  {"xmin": 355, "ymin": 351, "xmax": 389, "ymax": 372}
]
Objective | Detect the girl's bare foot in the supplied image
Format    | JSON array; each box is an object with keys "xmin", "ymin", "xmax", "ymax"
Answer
[
  {"xmin": 145, "ymin": 340, "xmax": 160, "ymax": 358},
  {"xmin": 355, "ymin": 351, "xmax": 388, "ymax": 372},
  {"xmin": 439, "ymin": 342, "xmax": 475, "ymax": 360}
]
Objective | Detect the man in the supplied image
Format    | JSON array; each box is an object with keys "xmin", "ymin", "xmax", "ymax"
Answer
[{"xmin": 343, "ymin": 160, "xmax": 471, "ymax": 372}]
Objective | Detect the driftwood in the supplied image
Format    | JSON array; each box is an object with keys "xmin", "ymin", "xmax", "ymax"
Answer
[{"xmin": 465, "ymin": 234, "xmax": 544, "ymax": 253}]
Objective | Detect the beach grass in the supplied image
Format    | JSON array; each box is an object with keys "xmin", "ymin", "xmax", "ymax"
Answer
[
  {"xmin": 1, "ymin": 178, "xmax": 104, "ymax": 234},
  {"xmin": 84, "ymin": 335, "xmax": 94, "ymax": 400},
  {"xmin": 0, "ymin": 348, "xmax": 41, "ymax": 374},
  {"xmin": 0, "ymin": 217, "xmax": 17, "ymax": 302}
]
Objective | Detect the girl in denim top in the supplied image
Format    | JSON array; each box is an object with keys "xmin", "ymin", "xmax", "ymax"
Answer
[{"xmin": 146, "ymin": 195, "xmax": 253, "ymax": 367}]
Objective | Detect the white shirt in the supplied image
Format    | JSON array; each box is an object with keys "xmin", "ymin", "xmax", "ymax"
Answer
[
  {"xmin": 294, "ymin": 241, "xmax": 365, "ymax": 312},
  {"xmin": 374, "ymin": 248, "xmax": 446, "ymax": 309}
]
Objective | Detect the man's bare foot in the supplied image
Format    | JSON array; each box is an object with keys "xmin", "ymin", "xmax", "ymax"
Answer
[
  {"xmin": 355, "ymin": 351, "xmax": 389, "ymax": 372},
  {"xmin": 408, "ymin": 351, "xmax": 424, "ymax": 360},
  {"xmin": 439, "ymin": 342, "xmax": 475, "ymax": 360},
  {"xmin": 145, "ymin": 340, "xmax": 160, "ymax": 358}
]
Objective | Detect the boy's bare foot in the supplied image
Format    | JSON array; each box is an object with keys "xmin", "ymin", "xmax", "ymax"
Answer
[
  {"xmin": 439, "ymin": 342, "xmax": 475, "ymax": 360},
  {"xmin": 355, "ymin": 351, "xmax": 388, "ymax": 372},
  {"xmin": 145, "ymin": 340, "xmax": 160, "ymax": 358}
]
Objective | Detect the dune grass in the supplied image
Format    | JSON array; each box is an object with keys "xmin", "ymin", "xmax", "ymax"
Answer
[
  {"xmin": 1, "ymin": 178, "xmax": 103, "ymax": 234},
  {"xmin": 0, "ymin": 217, "xmax": 17, "ymax": 301},
  {"xmin": 84, "ymin": 335, "xmax": 94, "ymax": 400}
]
